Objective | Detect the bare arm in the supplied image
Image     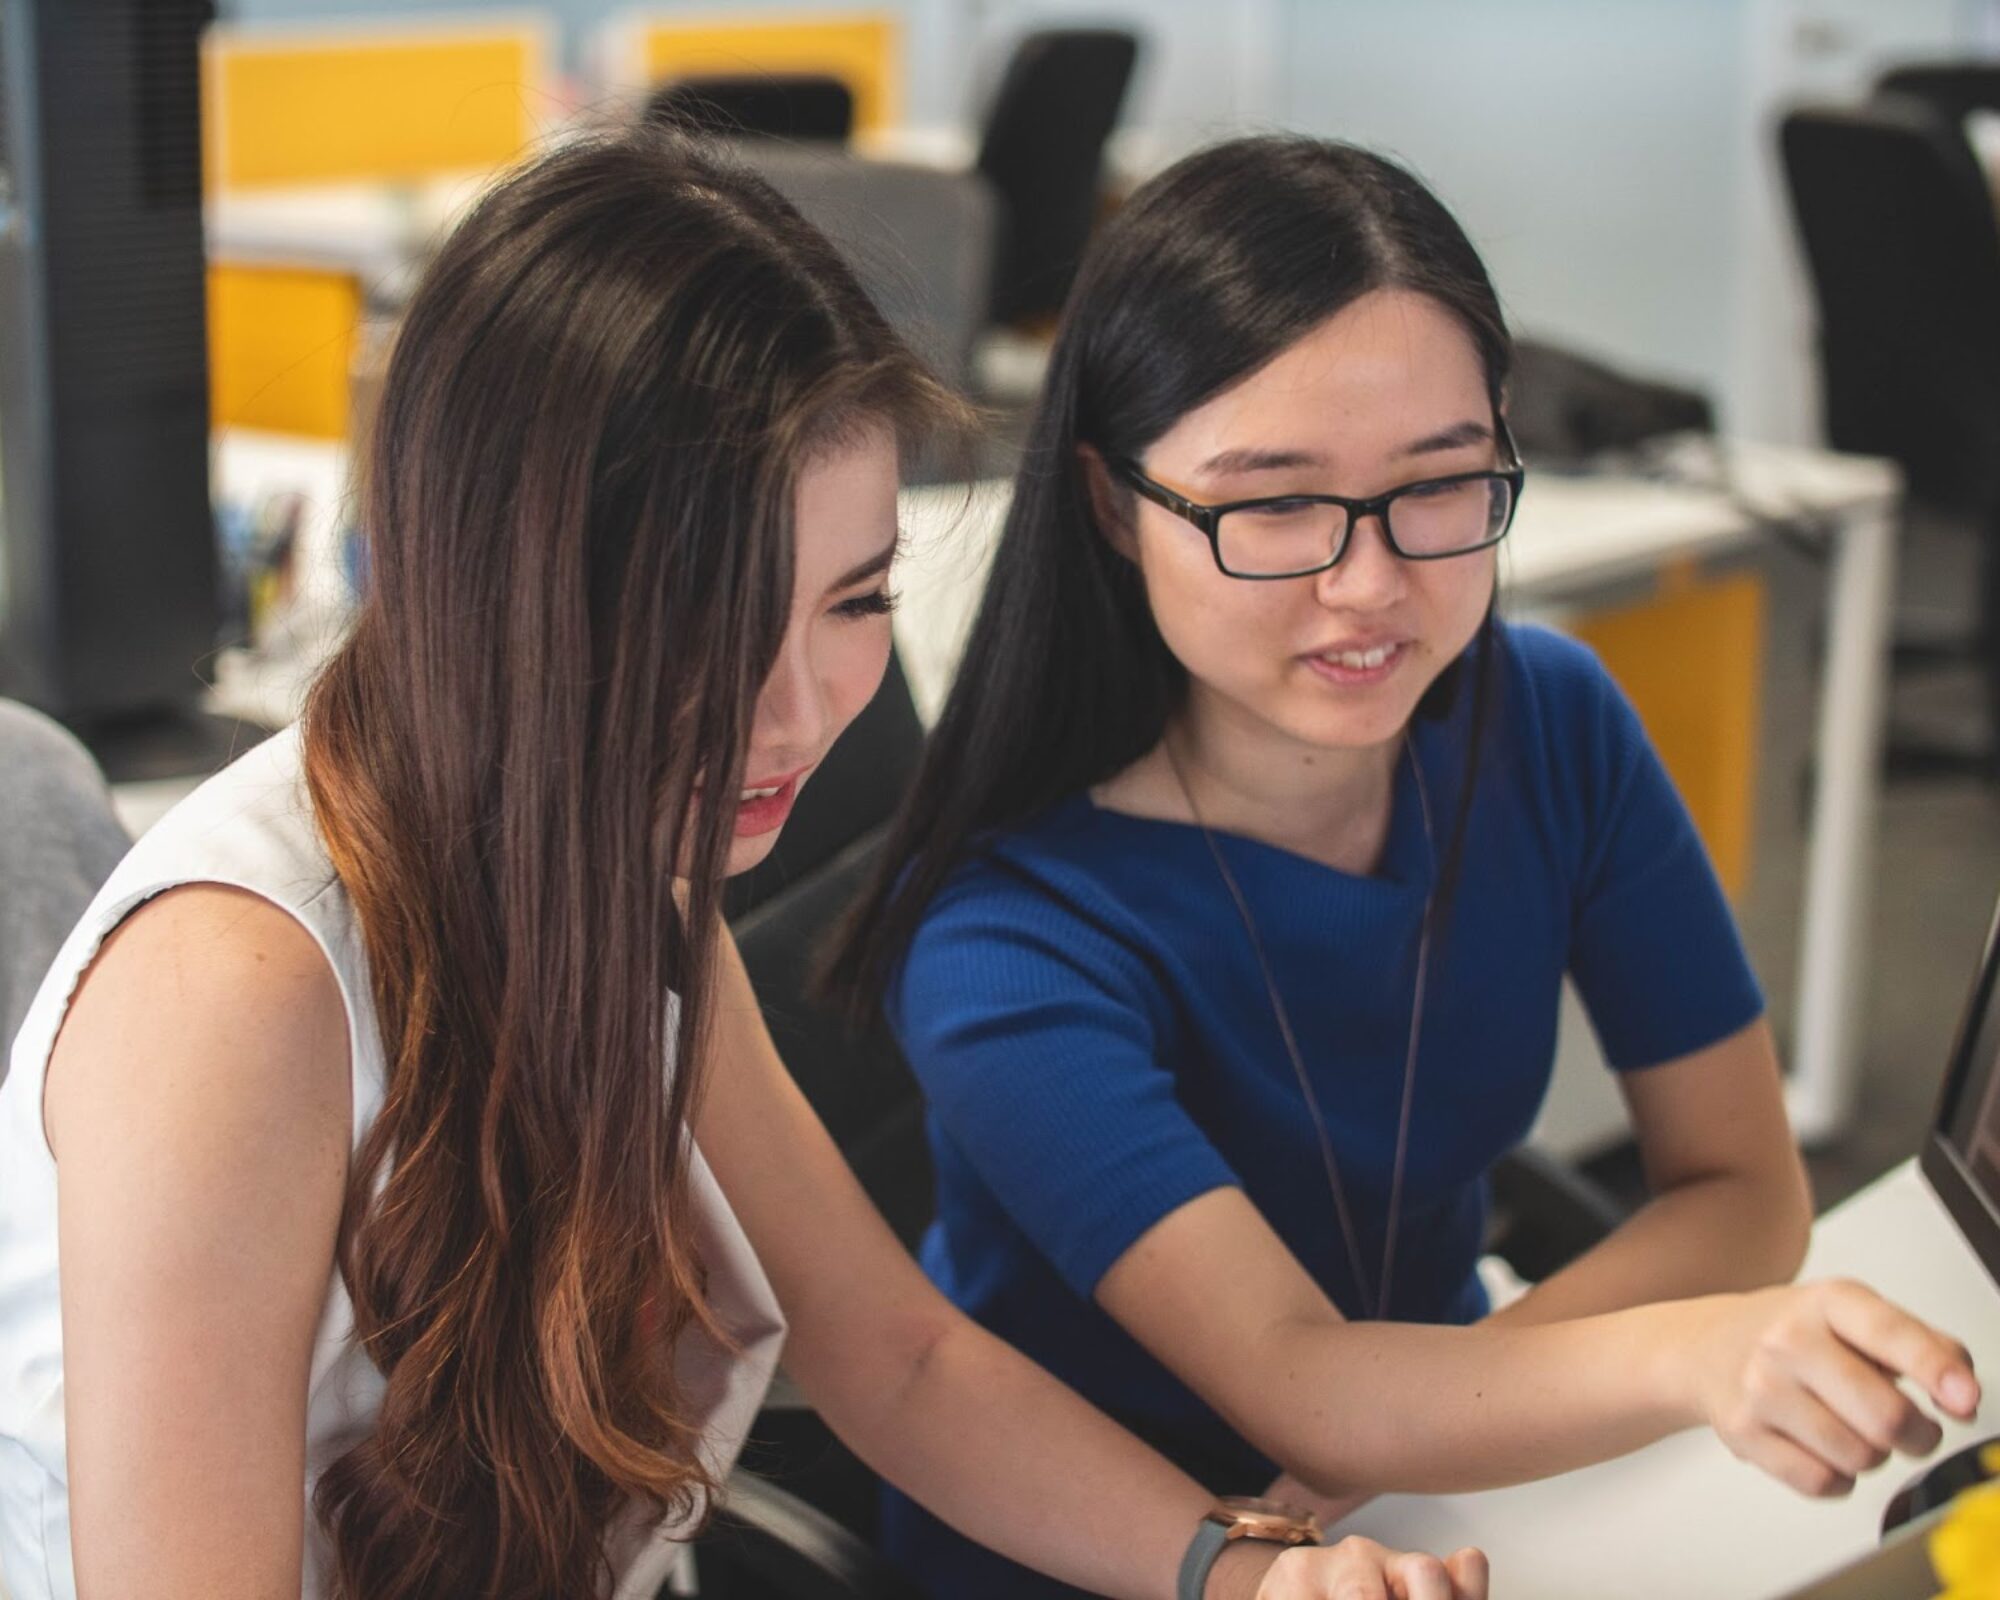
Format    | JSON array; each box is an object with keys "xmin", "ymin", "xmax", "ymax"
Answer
[
  {"xmin": 1097, "ymin": 1179, "xmax": 1975, "ymax": 1503},
  {"xmin": 693, "ymin": 931, "xmax": 1485, "ymax": 1600},
  {"xmin": 47, "ymin": 886, "xmax": 352, "ymax": 1600},
  {"xmin": 1270, "ymin": 1021, "xmax": 1810, "ymax": 1521},
  {"xmin": 1487, "ymin": 1020, "xmax": 1811, "ymax": 1329}
]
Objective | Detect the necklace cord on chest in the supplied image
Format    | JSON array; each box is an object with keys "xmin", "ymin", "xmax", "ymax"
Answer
[{"xmin": 1163, "ymin": 733, "xmax": 1437, "ymax": 1321}]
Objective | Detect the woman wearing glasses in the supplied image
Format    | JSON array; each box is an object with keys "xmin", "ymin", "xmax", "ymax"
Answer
[{"xmin": 827, "ymin": 135, "xmax": 1980, "ymax": 1598}]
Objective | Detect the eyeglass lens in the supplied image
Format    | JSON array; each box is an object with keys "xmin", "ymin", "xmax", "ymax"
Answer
[{"xmin": 1216, "ymin": 476, "xmax": 1515, "ymax": 576}]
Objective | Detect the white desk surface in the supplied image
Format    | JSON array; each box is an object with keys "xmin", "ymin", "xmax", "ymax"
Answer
[
  {"xmin": 205, "ymin": 169, "xmax": 492, "ymax": 283},
  {"xmin": 1499, "ymin": 441, "xmax": 1897, "ymax": 598},
  {"xmin": 1339, "ymin": 1160, "xmax": 2000, "ymax": 1600}
]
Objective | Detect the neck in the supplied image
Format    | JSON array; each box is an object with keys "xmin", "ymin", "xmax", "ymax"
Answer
[{"xmin": 1164, "ymin": 684, "xmax": 1402, "ymax": 871}]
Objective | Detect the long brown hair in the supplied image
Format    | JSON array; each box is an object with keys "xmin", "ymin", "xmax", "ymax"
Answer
[{"xmin": 300, "ymin": 129, "xmax": 958, "ymax": 1600}]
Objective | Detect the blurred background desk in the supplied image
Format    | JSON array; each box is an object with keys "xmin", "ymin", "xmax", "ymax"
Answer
[{"xmin": 1335, "ymin": 1160, "xmax": 1997, "ymax": 1600}]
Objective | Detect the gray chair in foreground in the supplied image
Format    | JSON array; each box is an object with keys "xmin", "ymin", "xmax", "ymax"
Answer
[{"xmin": 0, "ymin": 700, "xmax": 128, "ymax": 1075}]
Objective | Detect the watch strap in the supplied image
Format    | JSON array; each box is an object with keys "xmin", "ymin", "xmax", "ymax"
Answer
[{"xmin": 1177, "ymin": 1515, "xmax": 1232, "ymax": 1600}]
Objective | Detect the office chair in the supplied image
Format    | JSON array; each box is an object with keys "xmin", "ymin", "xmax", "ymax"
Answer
[
  {"xmin": 682, "ymin": 657, "xmax": 931, "ymax": 1596},
  {"xmin": 1877, "ymin": 60, "xmax": 2000, "ymax": 129},
  {"xmin": 1487, "ymin": 1146, "xmax": 1627, "ymax": 1283},
  {"xmin": 1780, "ymin": 97, "xmax": 2000, "ymax": 778},
  {"xmin": 975, "ymin": 29, "xmax": 1141, "ymax": 326},
  {"xmin": 724, "ymin": 650, "xmax": 933, "ymax": 1245},
  {"xmin": 730, "ymin": 143, "xmax": 998, "ymax": 395},
  {"xmin": 693, "ymin": 1473, "xmax": 922, "ymax": 1599},
  {"xmin": 0, "ymin": 700, "xmax": 130, "ymax": 1072},
  {"xmin": 646, "ymin": 73, "xmax": 856, "ymax": 144},
  {"xmin": 724, "ymin": 652, "xmax": 924, "ymax": 925}
]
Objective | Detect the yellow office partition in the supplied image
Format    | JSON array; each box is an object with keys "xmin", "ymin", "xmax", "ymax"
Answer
[
  {"xmin": 608, "ymin": 12, "xmax": 901, "ymax": 134},
  {"xmin": 1569, "ymin": 568, "xmax": 1767, "ymax": 902},
  {"xmin": 208, "ymin": 264, "xmax": 363, "ymax": 440},
  {"xmin": 203, "ymin": 20, "xmax": 550, "ymax": 190}
]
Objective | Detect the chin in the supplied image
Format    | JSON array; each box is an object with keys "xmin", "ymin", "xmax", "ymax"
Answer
[
  {"xmin": 724, "ymin": 831, "xmax": 783, "ymax": 877},
  {"xmin": 1280, "ymin": 695, "xmax": 1423, "ymax": 753}
]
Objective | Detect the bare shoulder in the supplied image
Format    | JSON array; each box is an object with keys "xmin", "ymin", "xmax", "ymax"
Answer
[{"xmin": 44, "ymin": 882, "xmax": 351, "ymax": 1172}]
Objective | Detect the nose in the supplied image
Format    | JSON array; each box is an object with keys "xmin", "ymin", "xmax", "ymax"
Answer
[
  {"xmin": 750, "ymin": 626, "xmax": 828, "ymax": 771},
  {"xmin": 1315, "ymin": 509, "xmax": 1408, "ymax": 611}
]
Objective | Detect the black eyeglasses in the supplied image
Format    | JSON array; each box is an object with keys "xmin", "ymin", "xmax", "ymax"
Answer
[{"xmin": 1108, "ymin": 420, "xmax": 1525, "ymax": 580}]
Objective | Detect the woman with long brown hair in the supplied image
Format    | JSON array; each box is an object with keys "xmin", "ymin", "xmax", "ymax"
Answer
[{"xmin": 0, "ymin": 131, "xmax": 1486, "ymax": 1600}]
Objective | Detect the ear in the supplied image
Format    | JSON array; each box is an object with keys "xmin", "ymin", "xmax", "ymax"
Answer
[{"xmin": 1075, "ymin": 443, "xmax": 1138, "ymax": 562}]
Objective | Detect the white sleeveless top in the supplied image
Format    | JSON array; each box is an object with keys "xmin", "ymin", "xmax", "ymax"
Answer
[{"xmin": 0, "ymin": 728, "xmax": 786, "ymax": 1600}]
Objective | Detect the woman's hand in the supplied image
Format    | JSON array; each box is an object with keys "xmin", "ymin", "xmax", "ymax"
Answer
[
  {"xmin": 1679, "ymin": 1278, "xmax": 1980, "ymax": 1497},
  {"xmin": 1251, "ymin": 1538, "xmax": 1488, "ymax": 1599}
]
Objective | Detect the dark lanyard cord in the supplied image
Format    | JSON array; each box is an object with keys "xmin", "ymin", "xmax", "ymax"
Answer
[{"xmin": 1164, "ymin": 732, "xmax": 1436, "ymax": 1321}]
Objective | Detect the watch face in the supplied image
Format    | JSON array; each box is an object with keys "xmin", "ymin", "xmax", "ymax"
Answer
[
  {"xmin": 1219, "ymin": 1496, "xmax": 1306, "ymax": 1520},
  {"xmin": 1213, "ymin": 1496, "xmax": 1321, "ymax": 1545}
]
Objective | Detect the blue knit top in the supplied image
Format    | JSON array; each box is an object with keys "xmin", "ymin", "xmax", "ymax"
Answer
[{"xmin": 880, "ymin": 622, "xmax": 1764, "ymax": 1596}]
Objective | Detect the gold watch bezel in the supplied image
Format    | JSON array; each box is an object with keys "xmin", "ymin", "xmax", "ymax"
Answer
[{"xmin": 1204, "ymin": 1494, "xmax": 1322, "ymax": 1548}]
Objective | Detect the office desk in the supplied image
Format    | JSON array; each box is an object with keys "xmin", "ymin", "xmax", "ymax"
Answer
[
  {"xmin": 205, "ymin": 171, "xmax": 490, "ymax": 293},
  {"xmin": 1334, "ymin": 1160, "xmax": 1997, "ymax": 1599},
  {"xmin": 895, "ymin": 442, "xmax": 1900, "ymax": 1147},
  {"xmin": 1506, "ymin": 445, "xmax": 1903, "ymax": 1149}
]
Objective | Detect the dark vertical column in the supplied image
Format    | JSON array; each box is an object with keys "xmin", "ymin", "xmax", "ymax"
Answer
[{"xmin": 0, "ymin": 0, "xmax": 220, "ymax": 740}]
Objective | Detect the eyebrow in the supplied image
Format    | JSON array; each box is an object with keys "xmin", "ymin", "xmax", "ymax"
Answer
[
  {"xmin": 1194, "ymin": 420, "xmax": 1495, "ymax": 479},
  {"xmin": 828, "ymin": 537, "xmax": 900, "ymax": 593}
]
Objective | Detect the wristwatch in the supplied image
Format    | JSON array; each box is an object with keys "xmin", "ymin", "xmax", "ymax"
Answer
[{"xmin": 1177, "ymin": 1495, "xmax": 1323, "ymax": 1600}]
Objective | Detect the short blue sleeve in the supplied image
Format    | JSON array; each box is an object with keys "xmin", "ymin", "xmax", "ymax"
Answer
[
  {"xmin": 887, "ymin": 864, "xmax": 1242, "ymax": 1298},
  {"xmin": 1547, "ymin": 635, "xmax": 1766, "ymax": 1071}
]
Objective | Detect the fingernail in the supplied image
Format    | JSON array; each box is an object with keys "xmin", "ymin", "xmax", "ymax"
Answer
[{"xmin": 1943, "ymin": 1372, "xmax": 1978, "ymax": 1413}]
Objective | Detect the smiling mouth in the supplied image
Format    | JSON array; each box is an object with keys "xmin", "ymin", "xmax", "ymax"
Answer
[
  {"xmin": 1319, "ymin": 643, "xmax": 1399, "ymax": 670},
  {"xmin": 729, "ymin": 772, "xmax": 803, "ymax": 839},
  {"xmin": 1303, "ymin": 640, "xmax": 1410, "ymax": 684}
]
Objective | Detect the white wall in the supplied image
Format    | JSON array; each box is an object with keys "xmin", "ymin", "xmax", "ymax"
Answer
[
  {"xmin": 1278, "ymin": 0, "xmax": 1748, "ymax": 424},
  {"xmin": 221, "ymin": 0, "xmax": 1997, "ymax": 440}
]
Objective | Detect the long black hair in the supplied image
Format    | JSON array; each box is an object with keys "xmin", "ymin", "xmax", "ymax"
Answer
[{"xmin": 824, "ymin": 134, "xmax": 1513, "ymax": 1018}]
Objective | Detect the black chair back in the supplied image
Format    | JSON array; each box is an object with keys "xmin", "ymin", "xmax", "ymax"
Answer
[
  {"xmin": 731, "ymin": 143, "xmax": 997, "ymax": 392},
  {"xmin": 725, "ymin": 650, "xmax": 934, "ymax": 1246},
  {"xmin": 1779, "ymin": 97, "xmax": 2000, "ymax": 514},
  {"xmin": 1878, "ymin": 60, "xmax": 2000, "ymax": 127},
  {"xmin": 646, "ymin": 73, "xmax": 856, "ymax": 143},
  {"xmin": 975, "ymin": 28, "xmax": 1139, "ymax": 324},
  {"xmin": 725, "ymin": 652, "xmax": 923, "ymax": 922},
  {"xmin": 732, "ymin": 834, "xmax": 934, "ymax": 1249},
  {"xmin": 705, "ymin": 654, "xmax": 934, "ymax": 1588}
]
